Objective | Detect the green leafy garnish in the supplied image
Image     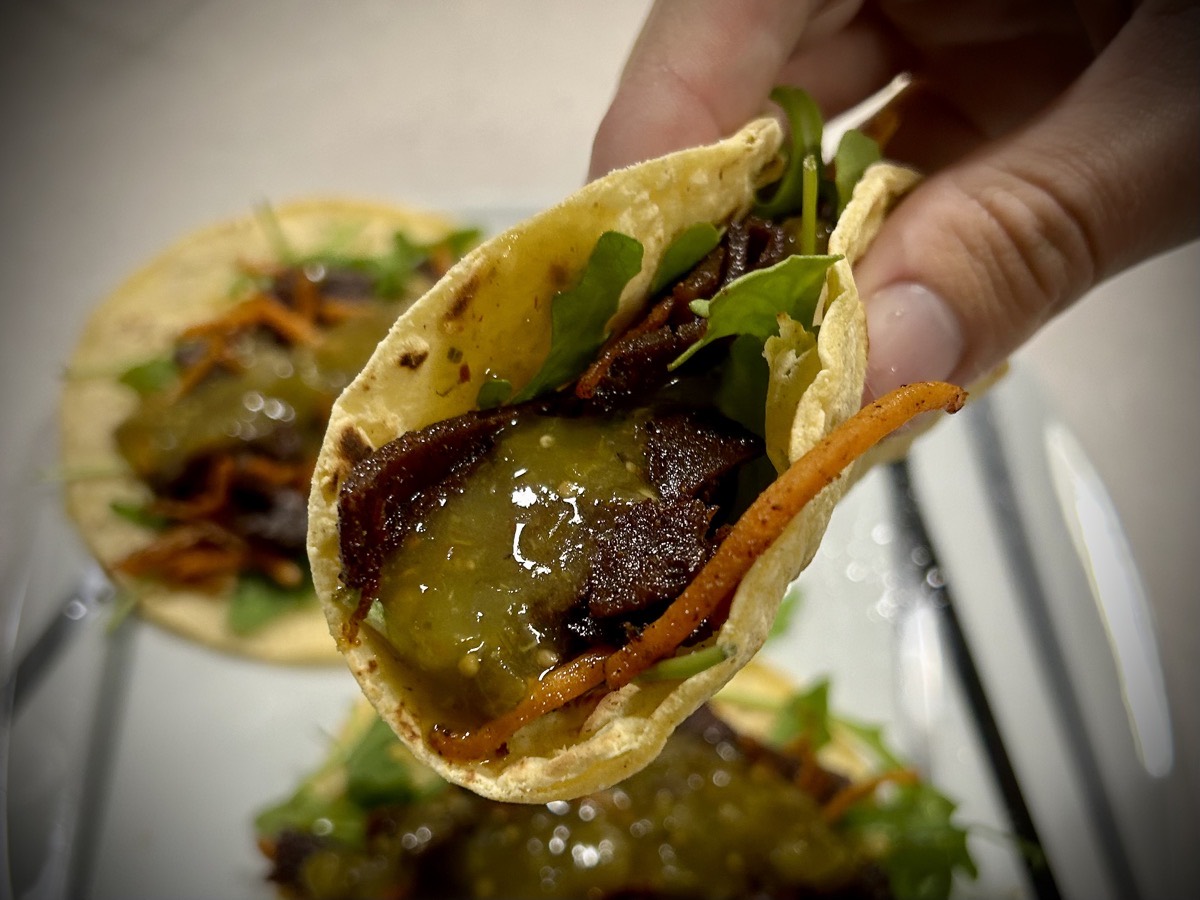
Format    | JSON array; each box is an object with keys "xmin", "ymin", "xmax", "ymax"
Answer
[
  {"xmin": 799, "ymin": 154, "xmax": 820, "ymax": 255},
  {"xmin": 476, "ymin": 374, "xmax": 514, "ymax": 409},
  {"xmin": 254, "ymin": 787, "xmax": 367, "ymax": 847},
  {"xmin": 344, "ymin": 718, "xmax": 442, "ymax": 807},
  {"xmin": 254, "ymin": 202, "xmax": 298, "ymax": 265},
  {"xmin": 255, "ymin": 707, "xmax": 442, "ymax": 848},
  {"xmin": 834, "ymin": 129, "xmax": 882, "ymax": 216},
  {"xmin": 714, "ymin": 334, "xmax": 771, "ymax": 435},
  {"xmin": 118, "ymin": 357, "xmax": 178, "ymax": 397},
  {"xmin": 770, "ymin": 677, "xmax": 833, "ymax": 749},
  {"xmin": 843, "ymin": 782, "xmax": 978, "ymax": 900},
  {"xmin": 754, "ymin": 86, "xmax": 825, "ymax": 219},
  {"xmin": 670, "ymin": 253, "xmax": 839, "ymax": 370},
  {"xmin": 227, "ymin": 573, "xmax": 312, "ymax": 635},
  {"xmin": 767, "ymin": 583, "xmax": 804, "ymax": 641},
  {"xmin": 511, "ymin": 231, "xmax": 643, "ymax": 403},
  {"xmin": 109, "ymin": 500, "xmax": 169, "ymax": 530},
  {"xmin": 762, "ymin": 680, "xmax": 976, "ymax": 900},
  {"xmin": 638, "ymin": 645, "xmax": 728, "ymax": 682},
  {"xmin": 251, "ymin": 200, "xmax": 479, "ymax": 298},
  {"xmin": 299, "ymin": 227, "xmax": 482, "ymax": 299},
  {"xmin": 650, "ymin": 222, "xmax": 722, "ymax": 295}
]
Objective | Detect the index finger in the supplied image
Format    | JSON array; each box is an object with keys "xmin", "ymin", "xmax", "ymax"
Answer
[{"xmin": 588, "ymin": 0, "xmax": 823, "ymax": 179}]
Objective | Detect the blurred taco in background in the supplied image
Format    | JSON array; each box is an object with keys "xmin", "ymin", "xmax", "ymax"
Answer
[
  {"xmin": 308, "ymin": 89, "xmax": 963, "ymax": 798},
  {"xmin": 60, "ymin": 198, "xmax": 478, "ymax": 662},
  {"xmin": 255, "ymin": 662, "xmax": 977, "ymax": 899}
]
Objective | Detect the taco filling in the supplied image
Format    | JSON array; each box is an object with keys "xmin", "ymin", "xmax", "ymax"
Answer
[
  {"xmin": 255, "ymin": 666, "xmax": 977, "ymax": 900},
  {"xmin": 331, "ymin": 91, "xmax": 958, "ymax": 743},
  {"xmin": 337, "ymin": 213, "xmax": 828, "ymax": 729},
  {"xmin": 108, "ymin": 220, "xmax": 478, "ymax": 634},
  {"xmin": 309, "ymin": 90, "xmax": 961, "ymax": 798}
]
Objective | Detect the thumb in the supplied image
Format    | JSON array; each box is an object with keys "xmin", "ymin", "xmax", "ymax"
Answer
[{"xmin": 858, "ymin": 4, "xmax": 1199, "ymax": 401}]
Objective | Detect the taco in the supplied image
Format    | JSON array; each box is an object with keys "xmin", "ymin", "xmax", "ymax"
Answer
[
  {"xmin": 254, "ymin": 662, "xmax": 977, "ymax": 899},
  {"xmin": 308, "ymin": 89, "xmax": 965, "ymax": 798},
  {"xmin": 60, "ymin": 198, "xmax": 478, "ymax": 663}
]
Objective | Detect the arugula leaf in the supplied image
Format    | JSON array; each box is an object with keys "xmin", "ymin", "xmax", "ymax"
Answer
[
  {"xmin": 254, "ymin": 788, "xmax": 367, "ymax": 847},
  {"xmin": 344, "ymin": 718, "xmax": 442, "ymax": 807},
  {"xmin": 118, "ymin": 357, "xmax": 178, "ymax": 397},
  {"xmin": 754, "ymin": 86, "xmax": 825, "ymax": 219},
  {"xmin": 299, "ymin": 227, "xmax": 482, "ymax": 299},
  {"xmin": 767, "ymin": 583, "xmax": 804, "ymax": 641},
  {"xmin": 650, "ymin": 222, "xmax": 721, "ymax": 295},
  {"xmin": 638, "ymin": 645, "xmax": 728, "ymax": 682},
  {"xmin": 476, "ymin": 374, "xmax": 513, "ymax": 409},
  {"xmin": 511, "ymin": 231, "xmax": 643, "ymax": 403},
  {"xmin": 835, "ymin": 129, "xmax": 882, "ymax": 216},
  {"xmin": 843, "ymin": 782, "xmax": 978, "ymax": 900},
  {"xmin": 769, "ymin": 677, "xmax": 833, "ymax": 749},
  {"xmin": 670, "ymin": 254, "xmax": 839, "ymax": 370},
  {"xmin": 839, "ymin": 718, "xmax": 906, "ymax": 771},
  {"xmin": 109, "ymin": 500, "xmax": 169, "ymax": 530},
  {"xmin": 715, "ymin": 334, "xmax": 771, "ymax": 435},
  {"xmin": 227, "ymin": 572, "xmax": 311, "ymax": 635}
]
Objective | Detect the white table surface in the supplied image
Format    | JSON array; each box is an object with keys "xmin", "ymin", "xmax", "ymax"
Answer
[{"xmin": 2, "ymin": 0, "xmax": 1196, "ymax": 891}]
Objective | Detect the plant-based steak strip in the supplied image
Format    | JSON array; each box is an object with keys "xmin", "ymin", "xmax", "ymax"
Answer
[{"xmin": 336, "ymin": 402, "xmax": 761, "ymax": 726}]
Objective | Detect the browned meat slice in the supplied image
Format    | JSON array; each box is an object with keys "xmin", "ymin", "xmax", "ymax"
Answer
[
  {"xmin": 641, "ymin": 410, "xmax": 761, "ymax": 502},
  {"xmin": 585, "ymin": 497, "xmax": 715, "ymax": 620},
  {"xmin": 338, "ymin": 407, "xmax": 522, "ymax": 595}
]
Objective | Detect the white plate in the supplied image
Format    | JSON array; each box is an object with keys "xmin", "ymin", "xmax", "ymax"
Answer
[{"xmin": 6, "ymin": 365, "xmax": 1190, "ymax": 899}]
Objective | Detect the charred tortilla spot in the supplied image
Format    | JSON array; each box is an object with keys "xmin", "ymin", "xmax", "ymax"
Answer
[
  {"xmin": 547, "ymin": 261, "xmax": 571, "ymax": 290},
  {"xmin": 397, "ymin": 349, "xmax": 428, "ymax": 369},
  {"xmin": 443, "ymin": 273, "xmax": 479, "ymax": 322},
  {"xmin": 338, "ymin": 426, "xmax": 373, "ymax": 468}
]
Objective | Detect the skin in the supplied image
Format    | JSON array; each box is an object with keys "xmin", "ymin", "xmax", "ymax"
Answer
[{"xmin": 589, "ymin": 0, "xmax": 1200, "ymax": 400}]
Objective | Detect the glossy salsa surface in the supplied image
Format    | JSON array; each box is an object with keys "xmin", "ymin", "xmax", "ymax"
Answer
[
  {"xmin": 269, "ymin": 711, "xmax": 875, "ymax": 900},
  {"xmin": 375, "ymin": 410, "xmax": 656, "ymax": 724},
  {"xmin": 115, "ymin": 304, "xmax": 397, "ymax": 484}
]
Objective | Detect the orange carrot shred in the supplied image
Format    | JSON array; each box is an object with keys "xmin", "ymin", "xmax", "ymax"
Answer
[
  {"xmin": 822, "ymin": 767, "xmax": 920, "ymax": 824},
  {"xmin": 429, "ymin": 650, "xmax": 610, "ymax": 761},
  {"xmin": 425, "ymin": 381, "xmax": 966, "ymax": 761},
  {"xmin": 150, "ymin": 456, "xmax": 236, "ymax": 520},
  {"xmin": 603, "ymin": 381, "xmax": 966, "ymax": 690}
]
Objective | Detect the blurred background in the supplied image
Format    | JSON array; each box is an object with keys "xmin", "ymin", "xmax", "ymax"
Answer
[{"xmin": 1, "ymin": 1, "xmax": 1196, "ymax": 896}]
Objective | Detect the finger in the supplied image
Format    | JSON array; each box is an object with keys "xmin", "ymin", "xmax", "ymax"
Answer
[
  {"xmin": 588, "ymin": 0, "xmax": 828, "ymax": 179},
  {"xmin": 859, "ymin": 2, "xmax": 1200, "ymax": 401},
  {"xmin": 774, "ymin": 9, "xmax": 909, "ymax": 120}
]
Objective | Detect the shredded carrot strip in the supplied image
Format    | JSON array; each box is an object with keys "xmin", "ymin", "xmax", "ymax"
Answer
[
  {"xmin": 248, "ymin": 549, "xmax": 306, "ymax": 588},
  {"xmin": 822, "ymin": 767, "xmax": 920, "ymax": 824},
  {"xmin": 291, "ymin": 269, "xmax": 321, "ymax": 321},
  {"xmin": 180, "ymin": 295, "xmax": 319, "ymax": 346},
  {"xmin": 150, "ymin": 456, "xmax": 236, "ymax": 520},
  {"xmin": 115, "ymin": 522, "xmax": 247, "ymax": 587},
  {"xmin": 427, "ymin": 382, "xmax": 965, "ymax": 760},
  {"xmin": 237, "ymin": 455, "xmax": 312, "ymax": 489},
  {"xmin": 603, "ymin": 382, "xmax": 965, "ymax": 689},
  {"xmin": 429, "ymin": 650, "xmax": 610, "ymax": 761},
  {"xmin": 316, "ymin": 297, "xmax": 373, "ymax": 325},
  {"xmin": 173, "ymin": 341, "xmax": 245, "ymax": 397}
]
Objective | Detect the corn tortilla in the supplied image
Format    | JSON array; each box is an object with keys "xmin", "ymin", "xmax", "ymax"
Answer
[
  {"xmin": 308, "ymin": 120, "xmax": 921, "ymax": 799},
  {"xmin": 61, "ymin": 198, "xmax": 461, "ymax": 663}
]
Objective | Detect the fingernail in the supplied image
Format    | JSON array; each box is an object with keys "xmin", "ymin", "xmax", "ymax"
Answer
[{"xmin": 864, "ymin": 283, "xmax": 964, "ymax": 400}]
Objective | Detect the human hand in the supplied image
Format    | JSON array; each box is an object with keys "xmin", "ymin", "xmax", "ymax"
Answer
[{"xmin": 589, "ymin": 0, "xmax": 1200, "ymax": 399}]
